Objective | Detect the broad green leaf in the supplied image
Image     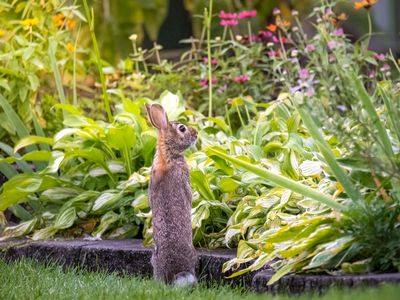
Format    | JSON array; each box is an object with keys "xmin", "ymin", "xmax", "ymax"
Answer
[
  {"xmin": 190, "ymin": 170, "xmax": 215, "ymax": 200},
  {"xmin": 106, "ymin": 123, "xmax": 136, "ymax": 150},
  {"xmin": 54, "ymin": 207, "xmax": 76, "ymax": 229},
  {"xmin": 0, "ymin": 218, "xmax": 38, "ymax": 241},
  {"xmin": 158, "ymin": 91, "xmax": 185, "ymax": 120},
  {"xmin": 92, "ymin": 191, "xmax": 123, "ymax": 212},
  {"xmin": 14, "ymin": 136, "xmax": 54, "ymax": 153},
  {"xmin": 218, "ymin": 177, "xmax": 240, "ymax": 193}
]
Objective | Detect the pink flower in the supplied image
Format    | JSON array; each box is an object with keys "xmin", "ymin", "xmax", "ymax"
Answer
[
  {"xmin": 325, "ymin": 8, "xmax": 333, "ymax": 16},
  {"xmin": 332, "ymin": 28, "xmax": 344, "ymax": 36},
  {"xmin": 199, "ymin": 78, "xmax": 217, "ymax": 87},
  {"xmin": 259, "ymin": 31, "xmax": 273, "ymax": 39},
  {"xmin": 374, "ymin": 53, "xmax": 385, "ymax": 61},
  {"xmin": 306, "ymin": 44, "xmax": 316, "ymax": 52},
  {"xmin": 299, "ymin": 68, "xmax": 309, "ymax": 80},
  {"xmin": 203, "ymin": 57, "xmax": 218, "ymax": 65},
  {"xmin": 267, "ymin": 50, "xmax": 279, "ymax": 58},
  {"xmin": 327, "ymin": 40, "xmax": 337, "ymax": 50},
  {"xmin": 273, "ymin": 8, "xmax": 280, "ymax": 15},
  {"xmin": 220, "ymin": 19, "xmax": 239, "ymax": 27},
  {"xmin": 219, "ymin": 10, "xmax": 238, "ymax": 19},
  {"xmin": 380, "ymin": 63, "xmax": 390, "ymax": 72},
  {"xmin": 233, "ymin": 75, "xmax": 250, "ymax": 84},
  {"xmin": 272, "ymin": 35, "xmax": 289, "ymax": 44},
  {"xmin": 238, "ymin": 10, "xmax": 257, "ymax": 19}
]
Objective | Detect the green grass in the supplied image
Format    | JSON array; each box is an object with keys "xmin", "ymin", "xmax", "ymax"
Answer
[{"xmin": 0, "ymin": 258, "xmax": 399, "ymax": 300}]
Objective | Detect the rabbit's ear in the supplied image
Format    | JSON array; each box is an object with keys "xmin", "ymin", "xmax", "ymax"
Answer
[{"xmin": 145, "ymin": 104, "xmax": 168, "ymax": 130}]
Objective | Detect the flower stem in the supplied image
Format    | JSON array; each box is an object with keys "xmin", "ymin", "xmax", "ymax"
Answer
[
  {"xmin": 247, "ymin": 21, "xmax": 252, "ymax": 44},
  {"xmin": 83, "ymin": 0, "xmax": 113, "ymax": 123},
  {"xmin": 206, "ymin": 0, "xmax": 214, "ymax": 118},
  {"xmin": 366, "ymin": 11, "xmax": 372, "ymax": 49}
]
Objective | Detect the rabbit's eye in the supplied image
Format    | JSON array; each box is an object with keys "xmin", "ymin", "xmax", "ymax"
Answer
[{"xmin": 178, "ymin": 124, "xmax": 186, "ymax": 133}]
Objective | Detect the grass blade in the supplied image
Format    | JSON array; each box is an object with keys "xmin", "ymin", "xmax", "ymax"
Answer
[{"xmin": 350, "ymin": 72, "xmax": 394, "ymax": 156}]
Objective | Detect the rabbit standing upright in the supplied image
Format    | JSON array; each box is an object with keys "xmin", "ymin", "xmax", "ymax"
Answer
[{"xmin": 145, "ymin": 104, "xmax": 198, "ymax": 287}]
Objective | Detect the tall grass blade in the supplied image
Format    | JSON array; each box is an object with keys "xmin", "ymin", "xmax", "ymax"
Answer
[
  {"xmin": 350, "ymin": 72, "xmax": 394, "ymax": 156},
  {"xmin": 48, "ymin": 37, "xmax": 67, "ymax": 109}
]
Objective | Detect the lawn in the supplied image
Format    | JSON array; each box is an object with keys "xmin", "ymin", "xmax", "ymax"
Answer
[{"xmin": 0, "ymin": 258, "xmax": 399, "ymax": 300}]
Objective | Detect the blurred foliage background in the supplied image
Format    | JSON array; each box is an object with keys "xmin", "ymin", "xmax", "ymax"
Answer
[{"xmin": 78, "ymin": 0, "xmax": 400, "ymax": 64}]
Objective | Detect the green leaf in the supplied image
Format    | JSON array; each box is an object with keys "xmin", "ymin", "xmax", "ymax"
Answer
[
  {"xmin": 92, "ymin": 191, "xmax": 123, "ymax": 212},
  {"xmin": 190, "ymin": 170, "xmax": 215, "ymax": 200},
  {"xmin": 106, "ymin": 123, "xmax": 136, "ymax": 150},
  {"xmin": 218, "ymin": 177, "xmax": 240, "ymax": 193},
  {"xmin": 54, "ymin": 207, "xmax": 76, "ymax": 229},
  {"xmin": 0, "ymin": 218, "xmax": 38, "ymax": 241},
  {"xmin": 158, "ymin": 91, "xmax": 185, "ymax": 120},
  {"xmin": 14, "ymin": 136, "xmax": 54, "ymax": 153}
]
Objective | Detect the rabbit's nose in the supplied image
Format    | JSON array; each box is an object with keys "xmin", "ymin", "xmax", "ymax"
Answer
[{"xmin": 191, "ymin": 128, "xmax": 198, "ymax": 138}]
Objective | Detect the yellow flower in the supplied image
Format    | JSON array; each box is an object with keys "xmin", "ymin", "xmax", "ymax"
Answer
[
  {"xmin": 21, "ymin": 18, "xmax": 39, "ymax": 28},
  {"xmin": 67, "ymin": 42, "xmax": 74, "ymax": 52},
  {"xmin": 67, "ymin": 19, "xmax": 76, "ymax": 30},
  {"xmin": 0, "ymin": 30, "xmax": 5, "ymax": 38}
]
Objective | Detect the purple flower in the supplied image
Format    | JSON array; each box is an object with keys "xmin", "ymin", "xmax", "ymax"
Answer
[
  {"xmin": 238, "ymin": 10, "xmax": 257, "ymax": 19},
  {"xmin": 327, "ymin": 40, "xmax": 337, "ymax": 50},
  {"xmin": 332, "ymin": 28, "xmax": 344, "ymax": 36},
  {"xmin": 306, "ymin": 44, "xmax": 316, "ymax": 52},
  {"xmin": 299, "ymin": 68, "xmax": 309, "ymax": 80},
  {"xmin": 220, "ymin": 19, "xmax": 239, "ymax": 27},
  {"xmin": 290, "ymin": 73, "xmax": 319, "ymax": 97},
  {"xmin": 233, "ymin": 75, "xmax": 250, "ymax": 84},
  {"xmin": 219, "ymin": 10, "xmax": 238, "ymax": 19},
  {"xmin": 374, "ymin": 53, "xmax": 385, "ymax": 61}
]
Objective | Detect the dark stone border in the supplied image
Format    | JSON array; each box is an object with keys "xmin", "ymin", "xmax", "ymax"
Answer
[
  {"xmin": 1, "ymin": 239, "xmax": 400, "ymax": 293},
  {"xmin": 252, "ymin": 270, "xmax": 400, "ymax": 294}
]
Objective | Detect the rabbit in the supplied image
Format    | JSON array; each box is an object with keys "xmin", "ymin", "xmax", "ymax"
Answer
[{"xmin": 145, "ymin": 103, "xmax": 198, "ymax": 287}]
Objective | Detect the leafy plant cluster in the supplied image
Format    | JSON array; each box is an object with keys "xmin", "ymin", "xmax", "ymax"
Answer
[
  {"xmin": 1, "ymin": 0, "xmax": 400, "ymax": 285},
  {"xmin": 0, "ymin": 1, "xmax": 89, "ymax": 143}
]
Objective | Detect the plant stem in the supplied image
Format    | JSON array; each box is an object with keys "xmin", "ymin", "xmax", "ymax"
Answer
[
  {"xmin": 366, "ymin": 11, "xmax": 372, "ymax": 49},
  {"xmin": 206, "ymin": 0, "xmax": 214, "ymax": 118},
  {"xmin": 82, "ymin": 0, "xmax": 113, "ymax": 123},
  {"xmin": 247, "ymin": 21, "xmax": 252, "ymax": 44}
]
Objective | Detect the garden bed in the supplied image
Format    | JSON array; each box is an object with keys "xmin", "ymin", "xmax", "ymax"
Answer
[{"xmin": 1, "ymin": 238, "xmax": 399, "ymax": 294}]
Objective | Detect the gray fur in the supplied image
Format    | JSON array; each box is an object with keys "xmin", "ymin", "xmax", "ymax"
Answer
[{"xmin": 147, "ymin": 104, "xmax": 198, "ymax": 285}]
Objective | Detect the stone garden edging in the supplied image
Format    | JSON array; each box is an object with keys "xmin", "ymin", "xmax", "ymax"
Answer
[{"xmin": 1, "ymin": 238, "xmax": 399, "ymax": 294}]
